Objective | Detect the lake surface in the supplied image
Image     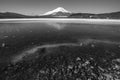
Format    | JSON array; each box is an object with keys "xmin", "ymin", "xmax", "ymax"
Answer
[{"xmin": 0, "ymin": 19, "xmax": 120, "ymax": 80}]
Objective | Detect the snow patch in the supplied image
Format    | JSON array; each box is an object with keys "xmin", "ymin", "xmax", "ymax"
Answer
[{"xmin": 43, "ymin": 7, "xmax": 71, "ymax": 15}]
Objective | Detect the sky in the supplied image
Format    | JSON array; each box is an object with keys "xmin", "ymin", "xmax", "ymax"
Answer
[{"xmin": 0, "ymin": 0, "xmax": 120, "ymax": 15}]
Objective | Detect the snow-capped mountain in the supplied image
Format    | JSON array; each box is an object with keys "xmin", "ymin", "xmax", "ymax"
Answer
[{"xmin": 43, "ymin": 7, "xmax": 71, "ymax": 17}]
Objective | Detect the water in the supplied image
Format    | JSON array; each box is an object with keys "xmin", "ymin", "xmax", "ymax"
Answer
[
  {"xmin": 0, "ymin": 19, "xmax": 120, "ymax": 79},
  {"xmin": 0, "ymin": 20, "xmax": 120, "ymax": 62}
]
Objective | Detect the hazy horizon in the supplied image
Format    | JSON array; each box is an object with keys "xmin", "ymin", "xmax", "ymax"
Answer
[{"xmin": 0, "ymin": 0, "xmax": 120, "ymax": 15}]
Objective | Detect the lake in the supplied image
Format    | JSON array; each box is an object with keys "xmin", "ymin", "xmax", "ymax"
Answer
[{"xmin": 0, "ymin": 19, "xmax": 120, "ymax": 80}]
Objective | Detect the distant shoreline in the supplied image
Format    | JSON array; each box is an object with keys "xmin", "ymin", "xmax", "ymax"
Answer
[
  {"xmin": 0, "ymin": 18, "xmax": 120, "ymax": 21},
  {"xmin": 0, "ymin": 18, "xmax": 120, "ymax": 24}
]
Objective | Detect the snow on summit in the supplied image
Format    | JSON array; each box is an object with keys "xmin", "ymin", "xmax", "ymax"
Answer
[{"xmin": 43, "ymin": 7, "xmax": 71, "ymax": 15}]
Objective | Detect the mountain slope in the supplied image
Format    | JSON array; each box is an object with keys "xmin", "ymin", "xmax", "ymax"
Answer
[
  {"xmin": 69, "ymin": 12, "xmax": 120, "ymax": 19},
  {"xmin": 43, "ymin": 7, "xmax": 71, "ymax": 17},
  {"xmin": 0, "ymin": 9, "xmax": 120, "ymax": 19},
  {"xmin": 0, "ymin": 12, "xmax": 27, "ymax": 18}
]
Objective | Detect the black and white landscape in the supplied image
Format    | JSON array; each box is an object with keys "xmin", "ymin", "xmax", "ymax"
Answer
[
  {"xmin": 0, "ymin": 0, "xmax": 120, "ymax": 80},
  {"xmin": 0, "ymin": 19, "xmax": 120, "ymax": 80},
  {"xmin": 1, "ymin": 7, "xmax": 120, "ymax": 19}
]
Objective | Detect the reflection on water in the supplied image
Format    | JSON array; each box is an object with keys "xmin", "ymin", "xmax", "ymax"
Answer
[
  {"xmin": 0, "ymin": 21, "xmax": 120, "ymax": 63},
  {"xmin": 45, "ymin": 22, "xmax": 67, "ymax": 30},
  {"xmin": 0, "ymin": 20, "xmax": 120, "ymax": 80}
]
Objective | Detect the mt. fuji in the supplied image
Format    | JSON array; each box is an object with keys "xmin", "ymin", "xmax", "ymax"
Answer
[
  {"xmin": 1, "ymin": 7, "xmax": 120, "ymax": 19},
  {"xmin": 43, "ymin": 7, "xmax": 71, "ymax": 17}
]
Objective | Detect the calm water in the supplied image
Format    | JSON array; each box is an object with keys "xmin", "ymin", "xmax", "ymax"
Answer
[
  {"xmin": 0, "ymin": 19, "xmax": 120, "ymax": 80},
  {"xmin": 0, "ymin": 20, "xmax": 120, "ymax": 63}
]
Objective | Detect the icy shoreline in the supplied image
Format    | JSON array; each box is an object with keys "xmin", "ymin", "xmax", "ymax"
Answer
[{"xmin": 0, "ymin": 18, "xmax": 120, "ymax": 24}]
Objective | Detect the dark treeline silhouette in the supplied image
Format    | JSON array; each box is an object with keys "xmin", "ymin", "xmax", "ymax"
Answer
[{"xmin": 0, "ymin": 11, "xmax": 120, "ymax": 19}]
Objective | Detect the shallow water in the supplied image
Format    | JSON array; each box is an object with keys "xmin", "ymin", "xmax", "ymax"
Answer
[
  {"xmin": 0, "ymin": 19, "xmax": 120, "ymax": 80},
  {"xmin": 0, "ymin": 20, "xmax": 120, "ymax": 63}
]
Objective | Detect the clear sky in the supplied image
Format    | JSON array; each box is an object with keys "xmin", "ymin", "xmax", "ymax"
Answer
[{"xmin": 0, "ymin": 0, "xmax": 120, "ymax": 15}]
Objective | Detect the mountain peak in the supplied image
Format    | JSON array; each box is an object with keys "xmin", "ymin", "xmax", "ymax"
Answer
[
  {"xmin": 43, "ymin": 7, "xmax": 71, "ymax": 15},
  {"xmin": 53, "ymin": 7, "xmax": 69, "ymax": 12}
]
